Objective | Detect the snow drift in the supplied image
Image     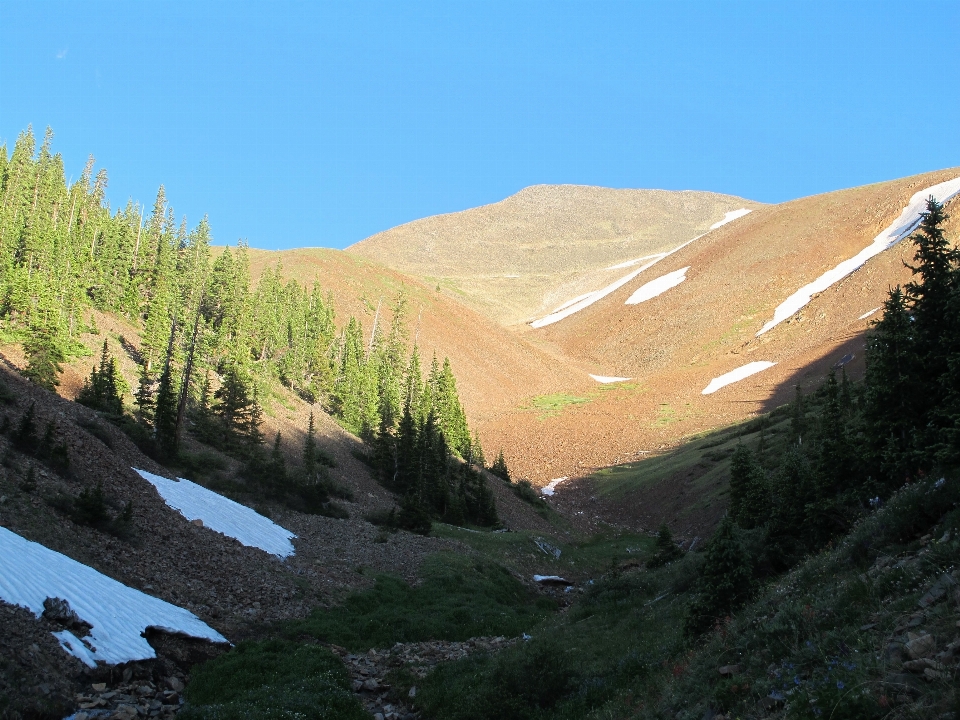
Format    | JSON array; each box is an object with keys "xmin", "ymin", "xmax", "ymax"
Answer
[
  {"xmin": 0, "ymin": 526, "xmax": 227, "ymax": 667},
  {"xmin": 702, "ymin": 361, "xmax": 776, "ymax": 395},
  {"xmin": 625, "ymin": 267, "xmax": 689, "ymax": 305},
  {"xmin": 134, "ymin": 468, "xmax": 296, "ymax": 558},
  {"xmin": 757, "ymin": 178, "xmax": 960, "ymax": 336}
]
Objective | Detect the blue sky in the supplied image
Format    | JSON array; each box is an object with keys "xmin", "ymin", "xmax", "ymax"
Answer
[{"xmin": 1, "ymin": 1, "xmax": 958, "ymax": 250}]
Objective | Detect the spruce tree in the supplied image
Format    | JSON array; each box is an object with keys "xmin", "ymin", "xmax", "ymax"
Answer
[
  {"xmin": 728, "ymin": 444, "xmax": 767, "ymax": 530},
  {"xmin": 686, "ymin": 517, "xmax": 753, "ymax": 635},
  {"xmin": 303, "ymin": 411, "xmax": 318, "ymax": 478},
  {"xmin": 490, "ymin": 449, "xmax": 511, "ymax": 482},
  {"xmin": 23, "ymin": 327, "xmax": 64, "ymax": 391},
  {"xmin": 864, "ymin": 287, "xmax": 921, "ymax": 484},
  {"xmin": 648, "ymin": 523, "xmax": 683, "ymax": 568}
]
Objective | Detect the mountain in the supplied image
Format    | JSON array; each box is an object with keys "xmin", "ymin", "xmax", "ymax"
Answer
[
  {"xmin": 2, "ymin": 125, "xmax": 959, "ymax": 719},
  {"xmin": 347, "ymin": 185, "xmax": 762, "ymax": 326}
]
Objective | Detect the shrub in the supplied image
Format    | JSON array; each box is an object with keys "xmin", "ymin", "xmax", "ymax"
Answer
[{"xmin": 180, "ymin": 640, "xmax": 367, "ymax": 720}]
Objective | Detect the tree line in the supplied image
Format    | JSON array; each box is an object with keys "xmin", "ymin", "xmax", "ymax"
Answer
[
  {"xmin": 685, "ymin": 196, "xmax": 960, "ymax": 633},
  {"xmin": 0, "ymin": 126, "xmax": 495, "ymax": 529}
]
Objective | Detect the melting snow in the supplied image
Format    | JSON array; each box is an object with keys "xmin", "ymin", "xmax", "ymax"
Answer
[
  {"xmin": 532, "ymin": 207, "xmax": 752, "ymax": 328},
  {"xmin": 757, "ymin": 177, "xmax": 960, "ymax": 336},
  {"xmin": 625, "ymin": 267, "xmax": 689, "ymax": 305},
  {"xmin": 549, "ymin": 292, "xmax": 595, "ymax": 314},
  {"xmin": 590, "ymin": 374, "xmax": 632, "ymax": 383},
  {"xmin": 134, "ymin": 468, "xmax": 296, "ymax": 558},
  {"xmin": 0, "ymin": 526, "xmax": 227, "ymax": 666},
  {"xmin": 605, "ymin": 253, "xmax": 667, "ymax": 271},
  {"xmin": 709, "ymin": 208, "xmax": 752, "ymax": 230},
  {"xmin": 702, "ymin": 361, "xmax": 776, "ymax": 395},
  {"xmin": 859, "ymin": 307, "xmax": 881, "ymax": 320},
  {"xmin": 541, "ymin": 477, "xmax": 569, "ymax": 496}
]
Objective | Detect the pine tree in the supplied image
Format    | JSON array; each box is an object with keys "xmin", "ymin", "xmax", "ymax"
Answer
[
  {"xmin": 214, "ymin": 365, "xmax": 254, "ymax": 441},
  {"xmin": 686, "ymin": 517, "xmax": 753, "ymax": 635},
  {"xmin": 153, "ymin": 353, "xmax": 178, "ymax": 457},
  {"xmin": 23, "ymin": 327, "xmax": 65, "ymax": 391},
  {"xmin": 490, "ymin": 449, "xmax": 511, "ymax": 482},
  {"xmin": 864, "ymin": 287, "xmax": 921, "ymax": 484},
  {"xmin": 303, "ymin": 411, "xmax": 318, "ymax": 478},
  {"xmin": 648, "ymin": 523, "xmax": 683, "ymax": 568},
  {"xmin": 77, "ymin": 340, "xmax": 124, "ymax": 414},
  {"xmin": 728, "ymin": 444, "xmax": 767, "ymax": 530},
  {"xmin": 135, "ymin": 364, "xmax": 156, "ymax": 423}
]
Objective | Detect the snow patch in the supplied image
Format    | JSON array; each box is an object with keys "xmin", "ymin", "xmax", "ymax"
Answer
[
  {"xmin": 605, "ymin": 253, "xmax": 667, "ymax": 271},
  {"xmin": 532, "ymin": 206, "xmax": 752, "ymax": 328},
  {"xmin": 590, "ymin": 375, "xmax": 632, "ymax": 384},
  {"xmin": 0, "ymin": 526, "xmax": 228, "ymax": 666},
  {"xmin": 702, "ymin": 361, "xmax": 776, "ymax": 395},
  {"xmin": 625, "ymin": 267, "xmax": 689, "ymax": 305},
  {"xmin": 859, "ymin": 307, "xmax": 881, "ymax": 320},
  {"xmin": 709, "ymin": 208, "xmax": 752, "ymax": 230},
  {"xmin": 757, "ymin": 178, "xmax": 960, "ymax": 336},
  {"xmin": 531, "ymin": 234, "xmax": 702, "ymax": 328},
  {"xmin": 134, "ymin": 468, "xmax": 296, "ymax": 558},
  {"xmin": 550, "ymin": 292, "xmax": 595, "ymax": 314},
  {"xmin": 541, "ymin": 477, "xmax": 569, "ymax": 496},
  {"xmin": 52, "ymin": 630, "xmax": 98, "ymax": 668}
]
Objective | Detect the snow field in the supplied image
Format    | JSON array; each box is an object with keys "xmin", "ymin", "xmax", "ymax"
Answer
[
  {"xmin": 134, "ymin": 468, "xmax": 296, "ymax": 558},
  {"xmin": 589, "ymin": 375, "xmax": 632, "ymax": 384},
  {"xmin": 541, "ymin": 477, "xmax": 569, "ymax": 496},
  {"xmin": 0, "ymin": 526, "xmax": 228, "ymax": 666},
  {"xmin": 859, "ymin": 307, "xmax": 881, "ymax": 320},
  {"xmin": 625, "ymin": 267, "xmax": 689, "ymax": 305},
  {"xmin": 757, "ymin": 178, "xmax": 960, "ymax": 336},
  {"xmin": 701, "ymin": 361, "xmax": 776, "ymax": 395},
  {"xmin": 710, "ymin": 208, "xmax": 752, "ymax": 230}
]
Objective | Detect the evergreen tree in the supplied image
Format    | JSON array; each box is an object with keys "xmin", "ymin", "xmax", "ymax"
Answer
[
  {"xmin": 864, "ymin": 287, "xmax": 922, "ymax": 483},
  {"xmin": 648, "ymin": 523, "xmax": 683, "ymax": 568},
  {"xmin": 77, "ymin": 340, "xmax": 124, "ymax": 414},
  {"xmin": 303, "ymin": 411, "xmax": 318, "ymax": 478},
  {"xmin": 153, "ymin": 354, "xmax": 178, "ymax": 456},
  {"xmin": 490, "ymin": 449, "xmax": 511, "ymax": 482},
  {"xmin": 686, "ymin": 517, "xmax": 753, "ymax": 635},
  {"xmin": 23, "ymin": 327, "xmax": 64, "ymax": 391},
  {"xmin": 728, "ymin": 444, "xmax": 767, "ymax": 530},
  {"xmin": 214, "ymin": 365, "xmax": 254, "ymax": 441},
  {"xmin": 135, "ymin": 364, "xmax": 156, "ymax": 423}
]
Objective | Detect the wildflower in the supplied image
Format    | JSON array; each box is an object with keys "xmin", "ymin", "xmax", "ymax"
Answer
[{"xmin": 837, "ymin": 681, "xmax": 845, "ymax": 689}]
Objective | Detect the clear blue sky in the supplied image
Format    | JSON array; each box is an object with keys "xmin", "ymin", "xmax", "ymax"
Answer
[{"xmin": 1, "ymin": 1, "xmax": 958, "ymax": 250}]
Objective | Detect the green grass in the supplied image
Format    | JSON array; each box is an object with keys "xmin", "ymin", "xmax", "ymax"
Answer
[
  {"xmin": 523, "ymin": 384, "xmax": 646, "ymax": 420},
  {"xmin": 417, "ymin": 550, "xmax": 693, "ymax": 720},
  {"xmin": 179, "ymin": 639, "xmax": 367, "ymax": 720},
  {"xmin": 282, "ymin": 553, "xmax": 558, "ymax": 652},
  {"xmin": 587, "ymin": 412, "xmax": 792, "ymax": 503},
  {"xmin": 415, "ymin": 474, "xmax": 960, "ymax": 720},
  {"xmin": 527, "ymin": 393, "xmax": 592, "ymax": 418},
  {"xmin": 430, "ymin": 525, "xmax": 655, "ymax": 581}
]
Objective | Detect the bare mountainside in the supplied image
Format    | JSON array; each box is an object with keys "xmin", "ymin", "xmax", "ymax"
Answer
[
  {"xmin": 476, "ymin": 169, "xmax": 960, "ymax": 504},
  {"xmin": 347, "ymin": 185, "xmax": 762, "ymax": 325}
]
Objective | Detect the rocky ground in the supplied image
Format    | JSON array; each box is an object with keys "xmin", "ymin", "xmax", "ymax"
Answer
[
  {"xmin": 0, "ymin": 362, "xmax": 566, "ymax": 719},
  {"xmin": 330, "ymin": 635, "xmax": 520, "ymax": 720}
]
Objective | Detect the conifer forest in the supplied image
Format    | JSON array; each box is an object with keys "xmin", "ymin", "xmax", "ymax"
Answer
[{"xmin": 0, "ymin": 126, "xmax": 494, "ymax": 529}]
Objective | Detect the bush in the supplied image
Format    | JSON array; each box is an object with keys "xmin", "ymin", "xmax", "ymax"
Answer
[
  {"xmin": 511, "ymin": 479, "xmax": 545, "ymax": 507},
  {"xmin": 180, "ymin": 640, "xmax": 367, "ymax": 720},
  {"xmin": 283, "ymin": 553, "xmax": 556, "ymax": 652},
  {"xmin": 420, "ymin": 637, "xmax": 581, "ymax": 720}
]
